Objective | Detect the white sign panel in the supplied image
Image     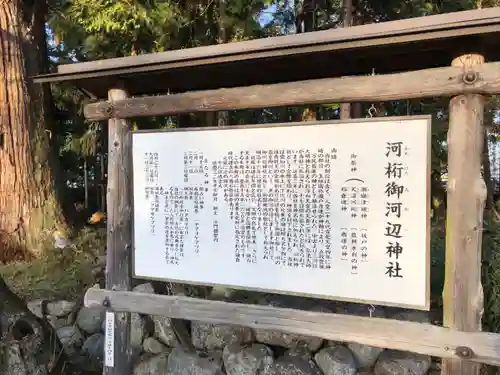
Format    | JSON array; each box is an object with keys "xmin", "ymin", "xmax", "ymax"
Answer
[
  {"xmin": 104, "ymin": 311, "xmax": 115, "ymax": 367},
  {"xmin": 132, "ymin": 117, "xmax": 430, "ymax": 310}
]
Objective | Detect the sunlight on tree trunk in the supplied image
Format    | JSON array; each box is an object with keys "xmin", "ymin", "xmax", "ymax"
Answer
[{"xmin": 0, "ymin": 0, "xmax": 68, "ymax": 261}]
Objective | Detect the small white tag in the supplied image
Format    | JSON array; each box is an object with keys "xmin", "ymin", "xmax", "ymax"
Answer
[{"xmin": 104, "ymin": 311, "xmax": 115, "ymax": 368}]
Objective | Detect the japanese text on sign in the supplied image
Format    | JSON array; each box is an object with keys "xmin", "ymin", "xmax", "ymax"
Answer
[{"xmin": 131, "ymin": 118, "xmax": 431, "ymax": 309}]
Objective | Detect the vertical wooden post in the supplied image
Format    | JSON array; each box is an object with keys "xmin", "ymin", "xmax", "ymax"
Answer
[
  {"xmin": 442, "ymin": 53, "xmax": 486, "ymax": 375},
  {"xmin": 105, "ymin": 87, "xmax": 133, "ymax": 375}
]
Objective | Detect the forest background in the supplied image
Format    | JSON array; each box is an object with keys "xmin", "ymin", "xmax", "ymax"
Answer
[{"xmin": 1, "ymin": 0, "xmax": 500, "ymax": 374}]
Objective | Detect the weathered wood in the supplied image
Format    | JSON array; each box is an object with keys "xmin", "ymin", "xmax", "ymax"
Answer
[
  {"xmin": 56, "ymin": 8, "xmax": 500, "ymax": 76},
  {"xmin": 84, "ymin": 62, "xmax": 500, "ymax": 121},
  {"xmin": 441, "ymin": 54, "xmax": 487, "ymax": 375},
  {"xmin": 84, "ymin": 287, "xmax": 500, "ymax": 366},
  {"xmin": 104, "ymin": 88, "xmax": 133, "ymax": 375}
]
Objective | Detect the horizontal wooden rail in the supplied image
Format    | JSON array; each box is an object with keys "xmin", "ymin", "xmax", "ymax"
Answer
[
  {"xmin": 85, "ymin": 287, "xmax": 500, "ymax": 366},
  {"xmin": 84, "ymin": 61, "xmax": 500, "ymax": 121}
]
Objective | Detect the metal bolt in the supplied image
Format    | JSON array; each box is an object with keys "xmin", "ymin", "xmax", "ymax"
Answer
[
  {"xmin": 455, "ymin": 346, "xmax": 473, "ymax": 359},
  {"xmin": 462, "ymin": 71, "xmax": 478, "ymax": 85},
  {"xmin": 105, "ymin": 104, "xmax": 114, "ymax": 116}
]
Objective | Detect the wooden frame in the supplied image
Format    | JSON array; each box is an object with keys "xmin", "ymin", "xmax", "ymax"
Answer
[
  {"xmin": 84, "ymin": 287, "xmax": 500, "ymax": 366},
  {"xmin": 83, "ymin": 61, "xmax": 500, "ymax": 120},
  {"xmin": 129, "ymin": 116, "xmax": 432, "ymax": 311},
  {"xmin": 54, "ymin": 8, "xmax": 500, "ymax": 75},
  {"xmin": 32, "ymin": 8, "xmax": 500, "ymax": 97},
  {"xmin": 33, "ymin": 9, "xmax": 500, "ymax": 375},
  {"xmin": 94, "ymin": 64, "xmax": 489, "ymax": 375}
]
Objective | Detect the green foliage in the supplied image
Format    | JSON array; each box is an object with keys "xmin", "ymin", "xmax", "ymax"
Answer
[
  {"xmin": 61, "ymin": 122, "xmax": 102, "ymax": 157},
  {"xmin": 483, "ymin": 220, "xmax": 500, "ymax": 334},
  {"xmin": 0, "ymin": 228, "xmax": 105, "ymax": 301},
  {"xmin": 430, "ymin": 223, "xmax": 446, "ymax": 306}
]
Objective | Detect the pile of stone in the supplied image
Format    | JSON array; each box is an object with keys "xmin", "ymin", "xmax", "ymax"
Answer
[{"xmin": 27, "ymin": 283, "xmax": 441, "ymax": 375}]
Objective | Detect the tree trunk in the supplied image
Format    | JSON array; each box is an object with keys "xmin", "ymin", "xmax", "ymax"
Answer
[
  {"xmin": 0, "ymin": 0, "xmax": 68, "ymax": 261},
  {"xmin": 0, "ymin": 274, "xmax": 70, "ymax": 375}
]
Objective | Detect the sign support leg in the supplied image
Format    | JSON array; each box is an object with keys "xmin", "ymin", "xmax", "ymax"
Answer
[
  {"xmin": 441, "ymin": 53, "xmax": 486, "ymax": 375},
  {"xmin": 104, "ymin": 87, "xmax": 133, "ymax": 375}
]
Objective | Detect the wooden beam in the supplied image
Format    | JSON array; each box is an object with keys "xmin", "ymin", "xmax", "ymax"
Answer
[
  {"xmin": 55, "ymin": 8, "xmax": 500, "ymax": 76},
  {"xmin": 84, "ymin": 61, "xmax": 500, "ymax": 121},
  {"xmin": 84, "ymin": 288, "xmax": 500, "ymax": 367},
  {"xmin": 441, "ymin": 54, "xmax": 487, "ymax": 375},
  {"xmin": 104, "ymin": 88, "xmax": 133, "ymax": 375}
]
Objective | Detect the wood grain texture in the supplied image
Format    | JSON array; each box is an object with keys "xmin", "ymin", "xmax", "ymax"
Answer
[
  {"xmin": 83, "ymin": 287, "xmax": 500, "ymax": 366},
  {"xmin": 84, "ymin": 62, "xmax": 500, "ymax": 120},
  {"xmin": 105, "ymin": 88, "xmax": 133, "ymax": 375},
  {"xmin": 441, "ymin": 54, "xmax": 487, "ymax": 375}
]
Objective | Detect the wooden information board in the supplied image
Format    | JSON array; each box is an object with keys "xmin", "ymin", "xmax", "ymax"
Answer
[{"xmin": 131, "ymin": 116, "xmax": 431, "ymax": 310}]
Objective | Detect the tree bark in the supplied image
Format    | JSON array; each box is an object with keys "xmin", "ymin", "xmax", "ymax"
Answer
[
  {"xmin": 0, "ymin": 0, "xmax": 68, "ymax": 261},
  {"xmin": 0, "ymin": 273, "xmax": 70, "ymax": 374}
]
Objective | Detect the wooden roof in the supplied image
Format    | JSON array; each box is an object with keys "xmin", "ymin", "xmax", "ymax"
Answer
[{"xmin": 33, "ymin": 8, "xmax": 500, "ymax": 99}]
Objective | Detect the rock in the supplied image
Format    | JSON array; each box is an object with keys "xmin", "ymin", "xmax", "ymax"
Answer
[
  {"xmin": 314, "ymin": 345, "xmax": 357, "ymax": 375},
  {"xmin": 264, "ymin": 350, "xmax": 323, "ymax": 375},
  {"xmin": 47, "ymin": 315, "xmax": 68, "ymax": 330},
  {"xmin": 254, "ymin": 302, "xmax": 327, "ymax": 352},
  {"xmin": 167, "ymin": 347, "xmax": 224, "ymax": 375},
  {"xmin": 192, "ymin": 321, "xmax": 253, "ymax": 350},
  {"xmin": 285, "ymin": 345, "xmax": 314, "ymax": 360},
  {"xmin": 134, "ymin": 352, "xmax": 169, "ymax": 375},
  {"xmin": 3, "ymin": 343, "xmax": 47, "ymax": 375},
  {"xmin": 133, "ymin": 283, "xmax": 155, "ymax": 294},
  {"xmin": 68, "ymin": 354, "xmax": 100, "ymax": 372},
  {"xmin": 26, "ymin": 300, "xmax": 44, "ymax": 318},
  {"xmin": 47, "ymin": 300, "xmax": 77, "ymax": 317},
  {"xmin": 152, "ymin": 315, "xmax": 178, "ymax": 347},
  {"xmin": 374, "ymin": 350, "xmax": 431, "ymax": 375},
  {"xmin": 143, "ymin": 337, "xmax": 168, "ymax": 354},
  {"xmin": 223, "ymin": 343, "xmax": 274, "ymax": 375},
  {"xmin": 57, "ymin": 325, "xmax": 84, "ymax": 356},
  {"xmin": 346, "ymin": 343, "xmax": 384, "ymax": 369},
  {"xmin": 76, "ymin": 306, "xmax": 105, "ymax": 334},
  {"xmin": 254, "ymin": 329, "xmax": 323, "ymax": 352},
  {"xmin": 131, "ymin": 313, "xmax": 146, "ymax": 349},
  {"xmin": 0, "ymin": 314, "xmax": 9, "ymax": 336},
  {"xmin": 82, "ymin": 333, "xmax": 105, "ymax": 368}
]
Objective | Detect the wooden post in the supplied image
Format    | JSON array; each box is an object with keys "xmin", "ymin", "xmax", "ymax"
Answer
[
  {"xmin": 442, "ymin": 53, "xmax": 486, "ymax": 375},
  {"xmin": 105, "ymin": 87, "xmax": 133, "ymax": 375}
]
